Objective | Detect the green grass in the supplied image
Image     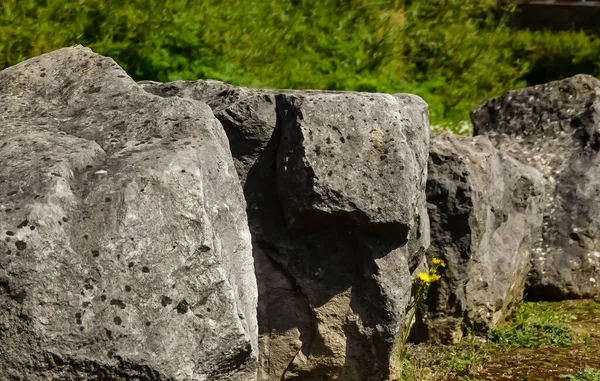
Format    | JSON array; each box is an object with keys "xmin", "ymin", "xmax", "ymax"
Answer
[
  {"xmin": 401, "ymin": 300, "xmax": 600, "ymax": 381},
  {"xmin": 488, "ymin": 302, "xmax": 581, "ymax": 348},
  {"xmin": 3, "ymin": 0, "xmax": 600, "ymax": 131},
  {"xmin": 559, "ymin": 368, "xmax": 600, "ymax": 381},
  {"xmin": 436, "ymin": 340, "xmax": 490, "ymax": 371},
  {"xmin": 401, "ymin": 336, "xmax": 492, "ymax": 380}
]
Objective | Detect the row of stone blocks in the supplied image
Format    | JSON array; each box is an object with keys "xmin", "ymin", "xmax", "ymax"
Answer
[{"xmin": 0, "ymin": 46, "xmax": 598, "ymax": 380}]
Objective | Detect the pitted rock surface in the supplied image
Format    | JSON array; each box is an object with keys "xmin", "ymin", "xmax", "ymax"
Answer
[
  {"xmin": 275, "ymin": 93, "xmax": 428, "ymax": 236},
  {"xmin": 0, "ymin": 47, "xmax": 258, "ymax": 381},
  {"xmin": 423, "ymin": 133, "xmax": 545, "ymax": 343},
  {"xmin": 141, "ymin": 80, "xmax": 431, "ymax": 381},
  {"xmin": 472, "ymin": 75, "xmax": 600, "ymax": 299}
]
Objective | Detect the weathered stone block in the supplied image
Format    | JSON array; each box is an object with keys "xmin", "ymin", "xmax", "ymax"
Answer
[
  {"xmin": 141, "ymin": 80, "xmax": 431, "ymax": 381},
  {"xmin": 472, "ymin": 75, "xmax": 600, "ymax": 299},
  {"xmin": 424, "ymin": 133, "xmax": 545, "ymax": 342},
  {"xmin": 0, "ymin": 47, "xmax": 258, "ymax": 381}
]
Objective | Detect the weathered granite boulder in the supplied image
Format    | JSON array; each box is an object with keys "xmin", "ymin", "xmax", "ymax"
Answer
[
  {"xmin": 141, "ymin": 80, "xmax": 431, "ymax": 380},
  {"xmin": 472, "ymin": 75, "xmax": 600, "ymax": 300},
  {"xmin": 423, "ymin": 134, "xmax": 545, "ymax": 343},
  {"xmin": 0, "ymin": 47, "xmax": 258, "ymax": 380}
]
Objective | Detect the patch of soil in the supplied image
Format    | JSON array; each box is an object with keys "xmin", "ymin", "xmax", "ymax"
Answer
[
  {"xmin": 450, "ymin": 299, "xmax": 600, "ymax": 381},
  {"xmin": 452, "ymin": 336, "xmax": 600, "ymax": 380}
]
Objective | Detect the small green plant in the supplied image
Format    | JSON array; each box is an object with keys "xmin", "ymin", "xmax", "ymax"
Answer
[
  {"xmin": 401, "ymin": 300, "xmax": 600, "ymax": 380},
  {"xmin": 399, "ymin": 258, "xmax": 445, "ymax": 378},
  {"xmin": 401, "ymin": 343, "xmax": 452, "ymax": 381},
  {"xmin": 488, "ymin": 302, "xmax": 577, "ymax": 348},
  {"xmin": 438, "ymin": 344, "xmax": 481, "ymax": 371},
  {"xmin": 401, "ymin": 335, "xmax": 492, "ymax": 380},
  {"xmin": 559, "ymin": 368, "xmax": 600, "ymax": 381}
]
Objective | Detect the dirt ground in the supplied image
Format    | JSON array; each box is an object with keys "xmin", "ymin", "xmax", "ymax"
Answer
[
  {"xmin": 453, "ymin": 299, "xmax": 600, "ymax": 381},
  {"xmin": 405, "ymin": 299, "xmax": 600, "ymax": 381}
]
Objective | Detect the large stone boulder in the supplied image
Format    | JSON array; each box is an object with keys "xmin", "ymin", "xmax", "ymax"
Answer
[
  {"xmin": 472, "ymin": 75, "xmax": 600, "ymax": 300},
  {"xmin": 0, "ymin": 47, "xmax": 258, "ymax": 380},
  {"xmin": 422, "ymin": 134, "xmax": 545, "ymax": 343},
  {"xmin": 141, "ymin": 80, "xmax": 431, "ymax": 380}
]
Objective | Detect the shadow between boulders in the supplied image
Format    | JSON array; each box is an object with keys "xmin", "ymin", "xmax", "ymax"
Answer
[{"xmin": 242, "ymin": 114, "xmax": 412, "ymax": 379}]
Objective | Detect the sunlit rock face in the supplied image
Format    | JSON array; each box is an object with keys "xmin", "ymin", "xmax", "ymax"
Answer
[
  {"xmin": 142, "ymin": 80, "xmax": 431, "ymax": 381},
  {"xmin": 0, "ymin": 46, "xmax": 258, "ymax": 381},
  {"xmin": 423, "ymin": 133, "xmax": 545, "ymax": 343},
  {"xmin": 472, "ymin": 75, "xmax": 600, "ymax": 300}
]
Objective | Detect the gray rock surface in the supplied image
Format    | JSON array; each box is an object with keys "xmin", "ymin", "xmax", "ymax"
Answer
[
  {"xmin": 141, "ymin": 80, "xmax": 431, "ymax": 380},
  {"xmin": 472, "ymin": 75, "xmax": 600, "ymax": 299},
  {"xmin": 423, "ymin": 134, "xmax": 545, "ymax": 343},
  {"xmin": 0, "ymin": 47, "xmax": 258, "ymax": 380}
]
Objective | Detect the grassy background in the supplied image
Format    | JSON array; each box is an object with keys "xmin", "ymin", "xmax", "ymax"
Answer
[{"xmin": 2, "ymin": 0, "xmax": 600, "ymax": 132}]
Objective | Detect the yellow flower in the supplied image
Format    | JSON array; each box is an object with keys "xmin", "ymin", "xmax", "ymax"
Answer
[
  {"xmin": 418, "ymin": 272, "xmax": 433, "ymax": 284},
  {"xmin": 432, "ymin": 258, "xmax": 446, "ymax": 267},
  {"xmin": 418, "ymin": 272, "xmax": 441, "ymax": 285}
]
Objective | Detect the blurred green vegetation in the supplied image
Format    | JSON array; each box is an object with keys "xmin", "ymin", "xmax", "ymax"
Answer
[{"xmin": 2, "ymin": 0, "xmax": 600, "ymax": 132}]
